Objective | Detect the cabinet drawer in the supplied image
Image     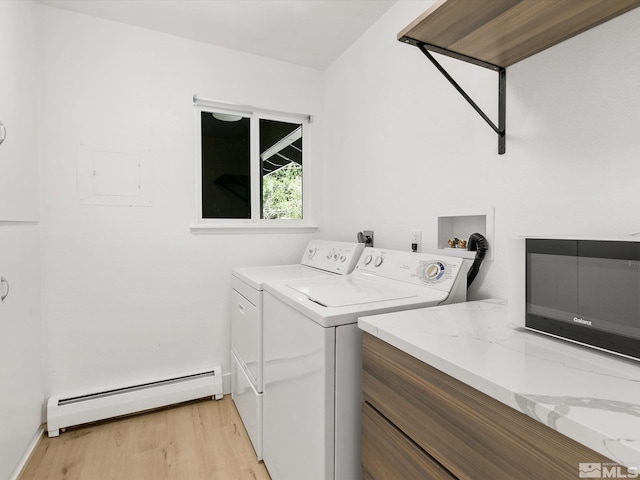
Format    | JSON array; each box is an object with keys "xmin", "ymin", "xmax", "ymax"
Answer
[
  {"xmin": 362, "ymin": 333, "xmax": 614, "ymax": 480},
  {"xmin": 362, "ymin": 401, "xmax": 454, "ymax": 480},
  {"xmin": 231, "ymin": 289, "xmax": 261, "ymax": 387},
  {"xmin": 231, "ymin": 275, "xmax": 261, "ymax": 307}
]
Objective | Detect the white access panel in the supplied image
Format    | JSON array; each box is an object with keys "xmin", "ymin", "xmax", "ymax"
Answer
[
  {"xmin": 263, "ymin": 293, "xmax": 335, "ymax": 480},
  {"xmin": 77, "ymin": 143, "xmax": 153, "ymax": 206}
]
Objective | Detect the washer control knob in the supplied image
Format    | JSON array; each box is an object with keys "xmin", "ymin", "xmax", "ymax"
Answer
[
  {"xmin": 374, "ymin": 256, "xmax": 384, "ymax": 267},
  {"xmin": 363, "ymin": 254, "xmax": 373, "ymax": 265},
  {"xmin": 418, "ymin": 261, "xmax": 446, "ymax": 283},
  {"xmin": 425, "ymin": 263, "xmax": 440, "ymax": 279},
  {"xmin": 307, "ymin": 248, "xmax": 317, "ymax": 259}
]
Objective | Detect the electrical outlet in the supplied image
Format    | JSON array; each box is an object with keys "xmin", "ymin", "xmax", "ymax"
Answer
[
  {"xmin": 363, "ymin": 230, "xmax": 374, "ymax": 247},
  {"xmin": 411, "ymin": 230, "xmax": 422, "ymax": 253},
  {"xmin": 357, "ymin": 230, "xmax": 374, "ymax": 247}
]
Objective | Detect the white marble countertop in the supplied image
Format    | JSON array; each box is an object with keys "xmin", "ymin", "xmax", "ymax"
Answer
[{"xmin": 358, "ymin": 299, "xmax": 640, "ymax": 469}]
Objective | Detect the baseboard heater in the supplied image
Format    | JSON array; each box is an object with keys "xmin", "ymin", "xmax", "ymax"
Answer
[{"xmin": 46, "ymin": 366, "xmax": 223, "ymax": 437}]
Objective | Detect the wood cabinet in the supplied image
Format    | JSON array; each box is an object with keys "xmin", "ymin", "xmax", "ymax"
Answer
[
  {"xmin": 362, "ymin": 401, "xmax": 454, "ymax": 480},
  {"xmin": 361, "ymin": 332, "xmax": 624, "ymax": 480}
]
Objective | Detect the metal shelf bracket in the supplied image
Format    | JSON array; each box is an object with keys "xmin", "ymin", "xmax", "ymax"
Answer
[{"xmin": 410, "ymin": 41, "xmax": 506, "ymax": 155}]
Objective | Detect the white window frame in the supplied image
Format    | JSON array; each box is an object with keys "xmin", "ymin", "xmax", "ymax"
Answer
[{"xmin": 191, "ymin": 95, "xmax": 317, "ymax": 234}]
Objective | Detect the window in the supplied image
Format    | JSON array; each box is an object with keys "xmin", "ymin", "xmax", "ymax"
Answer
[{"xmin": 194, "ymin": 97, "xmax": 312, "ymax": 231}]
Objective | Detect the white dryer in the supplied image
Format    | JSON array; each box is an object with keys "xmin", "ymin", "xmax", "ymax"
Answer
[
  {"xmin": 262, "ymin": 248, "xmax": 468, "ymax": 480},
  {"xmin": 231, "ymin": 240, "xmax": 365, "ymax": 460}
]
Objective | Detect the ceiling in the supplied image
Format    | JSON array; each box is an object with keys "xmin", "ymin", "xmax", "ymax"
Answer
[{"xmin": 36, "ymin": 0, "xmax": 397, "ymax": 70}]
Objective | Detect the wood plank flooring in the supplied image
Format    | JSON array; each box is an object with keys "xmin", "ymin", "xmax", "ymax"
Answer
[{"xmin": 18, "ymin": 396, "xmax": 271, "ymax": 480}]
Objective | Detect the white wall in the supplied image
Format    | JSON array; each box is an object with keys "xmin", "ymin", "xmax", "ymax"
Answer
[
  {"xmin": 0, "ymin": 2, "xmax": 44, "ymax": 479},
  {"xmin": 37, "ymin": 5, "xmax": 325, "ymax": 397},
  {"xmin": 324, "ymin": 1, "xmax": 640, "ymax": 301},
  {"xmin": 30, "ymin": 0, "xmax": 640, "ymax": 423}
]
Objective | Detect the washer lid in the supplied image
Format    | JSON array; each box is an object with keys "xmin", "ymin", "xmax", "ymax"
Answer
[{"xmin": 286, "ymin": 276, "xmax": 419, "ymax": 307}]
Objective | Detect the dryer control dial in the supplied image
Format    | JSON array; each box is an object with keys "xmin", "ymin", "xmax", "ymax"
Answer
[
  {"xmin": 374, "ymin": 256, "xmax": 384, "ymax": 267},
  {"xmin": 363, "ymin": 254, "xmax": 373, "ymax": 265}
]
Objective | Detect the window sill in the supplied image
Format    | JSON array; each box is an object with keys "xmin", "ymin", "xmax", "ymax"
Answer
[{"xmin": 190, "ymin": 223, "xmax": 319, "ymax": 235}]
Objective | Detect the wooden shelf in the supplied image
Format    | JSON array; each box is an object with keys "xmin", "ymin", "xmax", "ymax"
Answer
[
  {"xmin": 398, "ymin": 0, "xmax": 640, "ymax": 155},
  {"xmin": 399, "ymin": 0, "xmax": 640, "ymax": 68}
]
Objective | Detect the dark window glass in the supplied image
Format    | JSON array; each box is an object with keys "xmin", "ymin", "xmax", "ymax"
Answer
[{"xmin": 201, "ymin": 112, "xmax": 250, "ymax": 219}]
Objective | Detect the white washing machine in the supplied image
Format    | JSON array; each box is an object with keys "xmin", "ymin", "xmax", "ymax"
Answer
[
  {"xmin": 231, "ymin": 240, "xmax": 365, "ymax": 460},
  {"xmin": 262, "ymin": 248, "xmax": 468, "ymax": 480}
]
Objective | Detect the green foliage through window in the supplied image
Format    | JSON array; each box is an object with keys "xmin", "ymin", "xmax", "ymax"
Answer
[{"xmin": 262, "ymin": 163, "xmax": 302, "ymax": 219}]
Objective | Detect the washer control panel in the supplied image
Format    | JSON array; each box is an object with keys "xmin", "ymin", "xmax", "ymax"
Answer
[
  {"xmin": 417, "ymin": 260, "xmax": 455, "ymax": 284},
  {"xmin": 300, "ymin": 240, "xmax": 366, "ymax": 274},
  {"xmin": 355, "ymin": 248, "xmax": 464, "ymax": 291}
]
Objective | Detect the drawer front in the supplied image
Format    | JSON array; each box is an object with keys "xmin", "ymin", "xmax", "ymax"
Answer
[
  {"xmin": 231, "ymin": 352, "xmax": 263, "ymax": 460},
  {"xmin": 232, "ymin": 275, "xmax": 261, "ymax": 306},
  {"xmin": 362, "ymin": 402, "xmax": 454, "ymax": 480},
  {"xmin": 231, "ymin": 289, "xmax": 261, "ymax": 387},
  {"xmin": 362, "ymin": 333, "xmax": 614, "ymax": 480}
]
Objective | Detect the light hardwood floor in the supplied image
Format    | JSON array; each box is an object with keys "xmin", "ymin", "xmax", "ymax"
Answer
[{"xmin": 18, "ymin": 396, "xmax": 271, "ymax": 480}]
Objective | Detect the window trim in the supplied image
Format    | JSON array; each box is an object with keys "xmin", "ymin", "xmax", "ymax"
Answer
[{"xmin": 192, "ymin": 95, "xmax": 315, "ymax": 233}]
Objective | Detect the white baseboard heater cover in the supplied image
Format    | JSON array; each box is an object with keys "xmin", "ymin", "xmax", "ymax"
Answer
[{"xmin": 46, "ymin": 366, "xmax": 223, "ymax": 437}]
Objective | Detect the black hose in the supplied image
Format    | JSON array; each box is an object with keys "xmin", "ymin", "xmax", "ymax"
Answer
[{"xmin": 467, "ymin": 233, "xmax": 489, "ymax": 288}]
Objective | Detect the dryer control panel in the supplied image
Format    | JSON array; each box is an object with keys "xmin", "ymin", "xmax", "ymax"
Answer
[
  {"xmin": 300, "ymin": 240, "xmax": 365, "ymax": 275},
  {"xmin": 354, "ymin": 248, "xmax": 465, "ymax": 293}
]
